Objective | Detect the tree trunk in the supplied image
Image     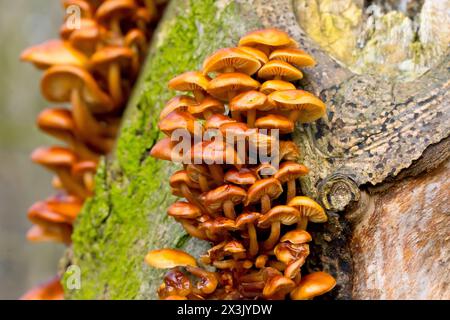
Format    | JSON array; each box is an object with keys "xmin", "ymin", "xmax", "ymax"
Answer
[{"xmin": 64, "ymin": 0, "xmax": 449, "ymax": 300}]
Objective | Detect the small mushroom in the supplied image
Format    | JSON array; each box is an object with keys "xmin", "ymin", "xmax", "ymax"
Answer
[
  {"xmin": 19, "ymin": 276, "xmax": 64, "ymax": 300},
  {"xmin": 236, "ymin": 211, "xmax": 261, "ymax": 257},
  {"xmin": 145, "ymin": 248, "xmax": 197, "ymax": 269},
  {"xmin": 269, "ymin": 47, "xmax": 316, "ymax": 67},
  {"xmin": 206, "ymin": 72, "xmax": 260, "ymax": 103},
  {"xmin": 21, "ymin": 39, "xmax": 87, "ymax": 69},
  {"xmin": 275, "ymin": 230, "xmax": 311, "ymax": 279},
  {"xmin": 185, "ymin": 266, "xmax": 219, "ymax": 296},
  {"xmin": 188, "ymin": 95, "xmax": 225, "ymax": 119},
  {"xmin": 274, "ymin": 161, "xmax": 309, "ymax": 201},
  {"xmin": 169, "ymin": 170, "xmax": 204, "ymax": 211},
  {"xmin": 149, "ymin": 137, "xmax": 186, "ymax": 163},
  {"xmin": 290, "ymin": 271, "xmax": 336, "ymax": 300},
  {"xmin": 158, "ymin": 110, "xmax": 197, "ymax": 137},
  {"xmin": 230, "ymin": 90, "xmax": 273, "ymax": 127},
  {"xmin": 62, "ymin": 18, "xmax": 100, "ymax": 55},
  {"xmin": 90, "ymin": 46, "xmax": 134, "ymax": 106},
  {"xmin": 238, "ymin": 28, "xmax": 297, "ymax": 55},
  {"xmin": 125, "ymin": 28, "xmax": 148, "ymax": 74},
  {"xmin": 237, "ymin": 46, "xmax": 269, "ymax": 65},
  {"xmin": 168, "ymin": 71, "xmax": 210, "ymax": 102},
  {"xmin": 224, "ymin": 168, "xmax": 257, "ymax": 187},
  {"xmin": 255, "ymin": 114, "xmax": 294, "ymax": 134},
  {"xmin": 202, "ymin": 47, "xmax": 261, "ymax": 75},
  {"xmin": 268, "ymin": 89, "xmax": 326, "ymax": 123},
  {"xmin": 201, "ymin": 184, "xmax": 246, "ymax": 219},
  {"xmin": 31, "ymin": 146, "xmax": 89, "ymax": 198},
  {"xmin": 167, "ymin": 201, "xmax": 202, "ymax": 220},
  {"xmin": 160, "ymin": 95, "xmax": 197, "ymax": 120},
  {"xmin": 258, "ymin": 205, "xmax": 301, "ymax": 250},
  {"xmin": 204, "ymin": 114, "xmax": 236, "ymax": 131},
  {"xmin": 157, "ymin": 268, "xmax": 191, "ymax": 299},
  {"xmin": 288, "ymin": 196, "xmax": 327, "ymax": 230},
  {"xmin": 257, "ymin": 60, "xmax": 303, "ymax": 81},
  {"xmin": 262, "ymin": 275, "xmax": 295, "ymax": 300},
  {"xmin": 260, "ymin": 80, "xmax": 296, "ymax": 95},
  {"xmin": 96, "ymin": 0, "xmax": 137, "ymax": 37},
  {"xmin": 200, "ymin": 217, "xmax": 236, "ymax": 241},
  {"xmin": 279, "ymin": 140, "xmax": 301, "ymax": 161},
  {"xmin": 186, "ymin": 164, "xmax": 211, "ymax": 192},
  {"xmin": 245, "ymin": 178, "xmax": 283, "ymax": 213},
  {"xmin": 255, "ymin": 254, "xmax": 269, "ymax": 268}
]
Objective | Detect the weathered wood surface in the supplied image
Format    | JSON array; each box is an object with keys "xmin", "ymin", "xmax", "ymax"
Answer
[{"xmin": 66, "ymin": 0, "xmax": 450, "ymax": 299}]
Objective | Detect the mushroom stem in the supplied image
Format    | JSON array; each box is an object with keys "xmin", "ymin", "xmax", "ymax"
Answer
[
  {"xmin": 261, "ymin": 194, "xmax": 271, "ymax": 214},
  {"xmin": 247, "ymin": 109, "xmax": 257, "ymax": 128},
  {"xmin": 248, "ymin": 223, "xmax": 258, "ymax": 257},
  {"xmin": 111, "ymin": 18, "xmax": 122, "ymax": 36},
  {"xmin": 297, "ymin": 216, "xmax": 308, "ymax": 230},
  {"xmin": 83, "ymin": 172, "xmax": 95, "ymax": 193},
  {"xmin": 180, "ymin": 220, "xmax": 208, "ymax": 240},
  {"xmin": 180, "ymin": 184, "xmax": 205, "ymax": 213},
  {"xmin": 108, "ymin": 62, "xmax": 123, "ymax": 106},
  {"xmin": 222, "ymin": 200, "xmax": 236, "ymax": 219},
  {"xmin": 198, "ymin": 175, "xmax": 209, "ymax": 192},
  {"xmin": 57, "ymin": 170, "xmax": 90, "ymax": 199},
  {"xmin": 193, "ymin": 90, "xmax": 205, "ymax": 102},
  {"xmin": 286, "ymin": 179, "xmax": 296, "ymax": 202},
  {"xmin": 263, "ymin": 221, "xmax": 280, "ymax": 250},
  {"xmin": 209, "ymin": 164, "xmax": 224, "ymax": 185}
]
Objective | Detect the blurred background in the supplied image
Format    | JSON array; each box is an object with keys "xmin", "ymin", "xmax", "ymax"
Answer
[{"xmin": 0, "ymin": 0, "xmax": 64, "ymax": 299}]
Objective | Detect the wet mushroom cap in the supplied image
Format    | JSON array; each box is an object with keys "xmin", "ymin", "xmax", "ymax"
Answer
[
  {"xmin": 274, "ymin": 161, "xmax": 309, "ymax": 183},
  {"xmin": 280, "ymin": 230, "xmax": 312, "ymax": 244},
  {"xmin": 219, "ymin": 122, "xmax": 249, "ymax": 140},
  {"xmin": 158, "ymin": 110, "xmax": 197, "ymax": 136},
  {"xmin": 145, "ymin": 249, "xmax": 198, "ymax": 269},
  {"xmin": 150, "ymin": 137, "xmax": 184, "ymax": 162},
  {"xmin": 260, "ymin": 80, "xmax": 296, "ymax": 95},
  {"xmin": 230, "ymin": 90, "xmax": 273, "ymax": 113},
  {"xmin": 224, "ymin": 168, "xmax": 257, "ymax": 186},
  {"xmin": 269, "ymin": 48, "xmax": 316, "ymax": 67},
  {"xmin": 257, "ymin": 205, "xmax": 301, "ymax": 228},
  {"xmin": 169, "ymin": 170, "xmax": 200, "ymax": 189},
  {"xmin": 262, "ymin": 275, "xmax": 295, "ymax": 299},
  {"xmin": 202, "ymin": 47, "xmax": 262, "ymax": 75},
  {"xmin": 206, "ymin": 73, "xmax": 260, "ymax": 101},
  {"xmin": 237, "ymin": 46, "xmax": 269, "ymax": 65},
  {"xmin": 268, "ymin": 90, "xmax": 326, "ymax": 123},
  {"xmin": 238, "ymin": 28, "xmax": 297, "ymax": 51},
  {"xmin": 290, "ymin": 271, "xmax": 336, "ymax": 300},
  {"xmin": 160, "ymin": 95, "xmax": 197, "ymax": 120},
  {"xmin": 168, "ymin": 71, "xmax": 210, "ymax": 92},
  {"xmin": 245, "ymin": 178, "xmax": 283, "ymax": 206},
  {"xmin": 204, "ymin": 114, "xmax": 236, "ymax": 130},
  {"xmin": 257, "ymin": 60, "xmax": 303, "ymax": 81},
  {"xmin": 167, "ymin": 201, "xmax": 202, "ymax": 219},
  {"xmin": 188, "ymin": 96, "xmax": 225, "ymax": 118},
  {"xmin": 20, "ymin": 39, "xmax": 87, "ymax": 69},
  {"xmin": 288, "ymin": 196, "xmax": 327, "ymax": 223},
  {"xmin": 201, "ymin": 184, "xmax": 247, "ymax": 213},
  {"xmin": 255, "ymin": 114, "xmax": 294, "ymax": 134},
  {"xmin": 235, "ymin": 212, "xmax": 261, "ymax": 229}
]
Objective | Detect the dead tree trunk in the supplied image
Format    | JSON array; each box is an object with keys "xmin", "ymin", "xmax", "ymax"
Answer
[{"xmin": 64, "ymin": 0, "xmax": 449, "ymax": 299}]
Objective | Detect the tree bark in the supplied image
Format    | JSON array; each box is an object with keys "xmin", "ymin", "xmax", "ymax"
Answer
[{"xmin": 64, "ymin": 0, "xmax": 449, "ymax": 299}]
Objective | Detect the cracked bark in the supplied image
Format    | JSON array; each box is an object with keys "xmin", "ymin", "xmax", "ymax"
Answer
[{"xmin": 66, "ymin": 0, "xmax": 449, "ymax": 299}]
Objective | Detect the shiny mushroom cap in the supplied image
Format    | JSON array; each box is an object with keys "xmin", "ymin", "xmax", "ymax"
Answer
[
  {"xmin": 201, "ymin": 184, "xmax": 247, "ymax": 213},
  {"xmin": 204, "ymin": 114, "xmax": 236, "ymax": 130},
  {"xmin": 288, "ymin": 196, "xmax": 327, "ymax": 223},
  {"xmin": 158, "ymin": 110, "xmax": 197, "ymax": 136},
  {"xmin": 168, "ymin": 71, "xmax": 210, "ymax": 92},
  {"xmin": 188, "ymin": 96, "xmax": 225, "ymax": 119},
  {"xmin": 280, "ymin": 229, "xmax": 312, "ymax": 244},
  {"xmin": 274, "ymin": 161, "xmax": 309, "ymax": 183},
  {"xmin": 262, "ymin": 275, "xmax": 295, "ymax": 300},
  {"xmin": 235, "ymin": 211, "xmax": 261, "ymax": 229},
  {"xmin": 237, "ymin": 46, "xmax": 269, "ymax": 65},
  {"xmin": 37, "ymin": 108, "xmax": 75, "ymax": 133},
  {"xmin": 223, "ymin": 240, "xmax": 246, "ymax": 254},
  {"xmin": 145, "ymin": 249, "xmax": 198, "ymax": 269},
  {"xmin": 207, "ymin": 73, "xmax": 260, "ymax": 101},
  {"xmin": 191, "ymin": 140, "xmax": 242, "ymax": 168},
  {"xmin": 160, "ymin": 95, "xmax": 197, "ymax": 120},
  {"xmin": 169, "ymin": 170, "xmax": 200, "ymax": 189},
  {"xmin": 238, "ymin": 28, "xmax": 297, "ymax": 54},
  {"xmin": 269, "ymin": 48, "xmax": 316, "ymax": 67},
  {"xmin": 219, "ymin": 122, "xmax": 249, "ymax": 140},
  {"xmin": 31, "ymin": 146, "xmax": 76, "ymax": 169},
  {"xmin": 290, "ymin": 271, "xmax": 336, "ymax": 300},
  {"xmin": 255, "ymin": 114, "xmax": 294, "ymax": 134},
  {"xmin": 245, "ymin": 178, "xmax": 283, "ymax": 205},
  {"xmin": 258, "ymin": 205, "xmax": 301, "ymax": 228},
  {"xmin": 202, "ymin": 47, "xmax": 261, "ymax": 75},
  {"xmin": 268, "ymin": 90, "xmax": 326, "ymax": 123},
  {"xmin": 41, "ymin": 65, "xmax": 113, "ymax": 110},
  {"xmin": 224, "ymin": 168, "xmax": 257, "ymax": 186},
  {"xmin": 257, "ymin": 60, "xmax": 303, "ymax": 81},
  {"xmin": 21, "ymin": 40, "xmax": 87, "ymax": 69},
  {"xmin": 230, "ymin": 90, "xmax": 273, "ymax": 113},
  {"xmin": 260, "ymin": 80, "xmax": 296, "ymax": 95},
  {"xmin": 167, "ymin": 201, "xmax": 202, "ymax": 219},
  {"xmin": 149, "ymin": 137, "xmax": 184, "ymax": 162}
]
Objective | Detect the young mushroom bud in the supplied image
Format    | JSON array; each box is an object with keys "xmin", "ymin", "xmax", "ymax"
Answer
[
  {"xmin": 258, "ymin": 205, "xmax": 301, "ymax": 250},
  {"xmin": 290, "ymin": 271, "xmax": 336, "ymax": 300},
  {"xmin": 288, "ymin": 196, "xmax": 327, "ymax": 230},
  {"xmin": 274, "ymin": 161, "xmax": 309, "ymax": 201}
]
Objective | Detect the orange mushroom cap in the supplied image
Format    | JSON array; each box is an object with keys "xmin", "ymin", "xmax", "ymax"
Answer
[
  {"xmin": 20, "ymin": 276, "xmax": 64, "ymax": 300},
  {"xmin": 201, "ymin": 184, "xmax": 247, "ymax": 213},
  {"xmin": 31, "ymin": 146, "xmax": 77, "ymax": 169},
  {"xmin": 21, "ymin": 40, "xmax": 87, "ymax": 69},
  {"xmin": 262, "ymin": 275, "xmax": 295, "ymax": 300},
  {"xmin": 260, "ymin": 80, "xmax": 296, "ymax": 95},
  {"xmin": 258, "ymin": 205, "xmax": 301, "ymax": 228},
  {"xmin": 96, "ymin": 0, "xmax": 137, "ymax": 25},
  {"xmin": 280, "ymin": 140, "xmax": 301, "ymax": 161},
  {"xmin": 188, "ymin": 96, "xmax": 225, "ymax": 119},
  {"xmin": 150, "ymin": 137, "xmax": 186, "ymax": 162},
  {"xmin": 159, "ymin": 95, "xmax": 196, "ymax": 121},
  {"xmin": 206, "ymin": 73, "xmax": 260, "ymax": 101},
  {"xmin": 145, "ymin": 249, "xmax": 198, "ymax": 269},
  {"xmin": 288, "ymin": 196, "xmax": 327, "ymax": 223},
  {"xmin": 224, "ymin": 168, "xmax": 257, "ymax": 186},
  {"xmin": 205, "ymin": 114, "xmax": 236, "ymax": 130},
  {"xmin": 245, "ymin": 178, "xmax": 283, "ymax": 206},
  {"xmin": 230, "ymin": 90, "xmax": 273, "ymax": 113},
  {"xmin": 290, "ymin": 271, "xmax": 336, "ymax": 300},
  {"xmin": 255, "ymin": 114, "xmax": 295, "ymax": 134},
  {"xmin": 274, "ymin": 161, "xmax": 309, "ymax": 183},
  {"xmin": 238, "ymin": 46, "xmax": 269, "ymax": 65},
  {"xmin": 90, "ymin": 46, "xmax": 133, "ymax": 68},
  {"xmin": 269, "ymin": 48, "xmax": 316, "ymax": 67},
  {"xmin": 36, "ymin": 108, "xmax": 75, "ymax": 141},
  {"xmin": 239, "ymin": 28, "xmax": 297, "ymax": 53},
  {"xmin": 168, "ymin": 71, "xmax": 210, "ymax": 92},
  {"xmin": 202, "ymin": 47, "xmax": 262, "ymax": 75},
  {"xmin": 257, "ymin": 60, "xmax": 303, "ymax": 81},
  {"xmin": 167, "ymin": 201, "xmax": 202, "ymax": 219},
  {"xmin": 158, "ymin": 110, "xmax": 197, "ymax": 136}
]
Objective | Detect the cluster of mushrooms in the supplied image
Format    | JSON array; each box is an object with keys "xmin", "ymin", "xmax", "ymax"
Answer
[
  {"xmin": 146, "ymin": 28, "xmax": 336, "ymax": 300},
  {"xmin": 19, "ymin": 0, "xmax": 166, "ymax": 299}
]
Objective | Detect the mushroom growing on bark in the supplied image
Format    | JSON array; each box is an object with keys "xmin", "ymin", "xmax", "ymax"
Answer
[
  {"xmin": 236, "ymin": 212, "xmax": 261, "ymax": 257},
  {"xmin": 168, "ymin": 71, "xmax": 210, "ymax": 102},
  {"xmin": 238, "ymin": 28, "xmax": 297, "ymax": 55},
  {"xmin": 288, "ymin": 196, "xmax": 327, "ymax": 230},
  {"xmin": 145, "ymin": 248, "xmax": 198, "ymax": 269},
  {"xmin": 245, "ymin": 178, "xmax": 283, "ymax": 214},
  {"xmin": 201, "ymin": 184, "xmax": 247, "ymax": 219},
  {"xmin": 274, "ymin": 161, "xmax": 309, "ymax": 202},
  {"xmin": 290, "ymin": 271, "xmax": 336, "ymax": 300},
  {"xmin": 230, "ymin": 90, "xmax": 272, "ymax": 128},
  {"xmin": 202, "ymin": 47, "xmax": 261, "ymax": 75}
]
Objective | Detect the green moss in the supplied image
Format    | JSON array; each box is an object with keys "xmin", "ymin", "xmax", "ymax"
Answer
[{"xmin": 65, "ymin": 0, "xmax": 261, "ymax": 300}]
